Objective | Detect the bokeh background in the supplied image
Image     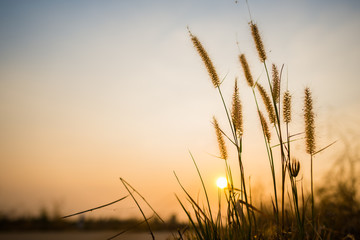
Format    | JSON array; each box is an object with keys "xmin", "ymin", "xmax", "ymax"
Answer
[{"xmin": 1, "ymin": 0, "xmax": 359, "ymax": 221}]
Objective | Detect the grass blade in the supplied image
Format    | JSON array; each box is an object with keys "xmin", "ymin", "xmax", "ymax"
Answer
[{"xmin": 62, "ymin": 196, "xmax": 128, "ymax": 219}]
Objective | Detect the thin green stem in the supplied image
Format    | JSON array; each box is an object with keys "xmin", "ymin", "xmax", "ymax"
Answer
[
  {"xmin": 217, "ymin": 86, "xmax": 237, "ymax": 141},
  {"xmin": 251, "ymin": 87, "xmax": 279, "ymax": 225},
  {"xmin": 263, "ymin": 61, "xmax": 286, "ymax": 232},
  {"xmin": 217, "ymin": 84, "xmax": 253, "ymax": 238},
  {"xmin": 189, "ymin": 152, "xmax": 215, "ymax": 227},
  {"xmin": 286, "ymin": 122, "xmax": 290, "ymax": 232},
  {"xmin": 120, "ymin": 178, "xmax": 155, "ymax": 240},
  {"xmin": 311, "ymin": 154, "xmax": 315, "ymax": 233},
  {"xmin": 62, "ymin": 196, "xmax": 128, "ymax": 219}
]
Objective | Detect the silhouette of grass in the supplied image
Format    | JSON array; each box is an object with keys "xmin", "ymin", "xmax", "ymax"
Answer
[
  {"xmin": 173, "ymin": 6, "xmax": 356, "ymax": 240},
  {"xmin": 58, "ymin": 3, "xmax": 359, "ymax": 240}
]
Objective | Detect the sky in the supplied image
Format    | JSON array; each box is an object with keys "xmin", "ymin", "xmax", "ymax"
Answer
[{"xmin": 0, "ymin": 0, "xmax": 360, "ymax": 221}]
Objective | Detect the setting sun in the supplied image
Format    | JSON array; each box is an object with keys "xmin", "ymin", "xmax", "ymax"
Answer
[{"xmin": 216, "ymin": 177, "xmax": 228, "ymax": 189}]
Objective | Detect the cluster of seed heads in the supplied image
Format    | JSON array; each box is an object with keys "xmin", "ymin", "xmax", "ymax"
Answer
[{"xmin": 191, "ymin": 21, "xmax": 316, "ymax": 172}]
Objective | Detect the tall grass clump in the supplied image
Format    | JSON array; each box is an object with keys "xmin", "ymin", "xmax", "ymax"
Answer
[
  {"xmin": 61, "ymin": 6, "xmax": 352, "ymax": 240},
  {"xmin": 60, "ymin": 9, "xmax": 355, "ymax": 240},
  {"xmin": 175, "ymin": 15, "xmax": 337, "ymax": 240}
]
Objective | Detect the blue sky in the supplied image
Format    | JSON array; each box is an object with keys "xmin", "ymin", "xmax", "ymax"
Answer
[{"xmin": 0, "ymin": 0, "xmax": 359, "ymax": 220}]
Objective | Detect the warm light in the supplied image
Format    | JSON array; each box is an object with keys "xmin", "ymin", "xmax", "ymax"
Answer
[{"xmin": 216, "ymin": 177, "xmax": 227, "ymax": 189}]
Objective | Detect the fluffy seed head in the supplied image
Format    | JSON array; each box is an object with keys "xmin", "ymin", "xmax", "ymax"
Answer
[
  {"xmin": 259, "ymin": 111, "xmax": 271, "ymax": 142},
  {"xmin": 283, "ymin": 90, "xmax": 292, "ymax": 123},
  {"xmin": 250, "ymin": 22, "xmax": 267, "ymax": 62},
  {"xmin": 239, "ymin": 54, "xmax": 254, "ymax": 87},
  {"xmin": 231, "ymin": 78, "xmax": 243, "ymax": 136},
  {"xmin": 272, "ymin": 64, "xmax": 280, "ymax": 103},
  {"xmin": 257, "ymin": 83, "xmax": 276, "ymax": 124},
  {"xmin": 190, "ymin": 33, "xmax": 220, "ymax": 88},
  {"xmin": 304, "ymin": 87, "xmax": 316, "ymax": 155},
  {"xmin": 213, "ymin": 117, "xmax": 228, "ymax": 160}
]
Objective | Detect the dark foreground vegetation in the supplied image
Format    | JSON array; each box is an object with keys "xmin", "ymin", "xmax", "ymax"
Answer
[{"xmin": 1, "ymin": 179, "xmax": 359, "ymax": 239}]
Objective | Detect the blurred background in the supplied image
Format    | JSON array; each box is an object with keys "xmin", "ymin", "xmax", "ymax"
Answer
[{"xmin": 0, "ymin": 0, "xmax": 359, "ymax": 233}]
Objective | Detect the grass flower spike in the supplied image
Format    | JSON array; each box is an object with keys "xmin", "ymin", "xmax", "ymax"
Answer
[
  {"xmin": 304, "ymin": 87, "xmax": 316, "ymax": 229},
  {"xmin": 190, "ymin": 32, "xmax": 220, "ymax": 88},
  {"xmin": 250, "ymin": 22, "xmax": 267, "ymax": 62},
  {"xmin": 257, "ymin": 83, "xmax": 276, "ymax": 124},
  {"xmin": 213, "ymin": 117, "xmax": 228, "ymax": 160},
  {"xmin": 231, "ymin": 78, "xmax": 243, "ymax": 136},
  {"xmin": 239, "ymin": 54, "xmax": 254, "ymax": 87},
  {"xmin": 272, "ymin": 64, "xmax": 280, "ymax": 103},
  {"xmin": 283, "ymin": 90, "xmax": 292, "ymax": 123},
  {"xmin": 304, "ymin": 87, "xmax": 316, "ymax": 155},
  {"xmin": 259, "ymin": 111, "xmax": 271, "ymax": 142}
]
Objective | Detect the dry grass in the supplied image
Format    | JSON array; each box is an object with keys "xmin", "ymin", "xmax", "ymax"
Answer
[{"xmin": 174, "ymin": 12, "xmax": 347, "ymax": 240}]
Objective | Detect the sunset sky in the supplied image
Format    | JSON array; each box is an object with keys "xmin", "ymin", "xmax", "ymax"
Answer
[{"xmin": 1, "ymin": 0, "xmax": 359, "ymax": 221}]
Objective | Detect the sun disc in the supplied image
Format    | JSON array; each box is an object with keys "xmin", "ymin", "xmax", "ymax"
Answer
[{"xmin": 216, "ymin": 177, "xmax": 227, "ymax": 189}]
